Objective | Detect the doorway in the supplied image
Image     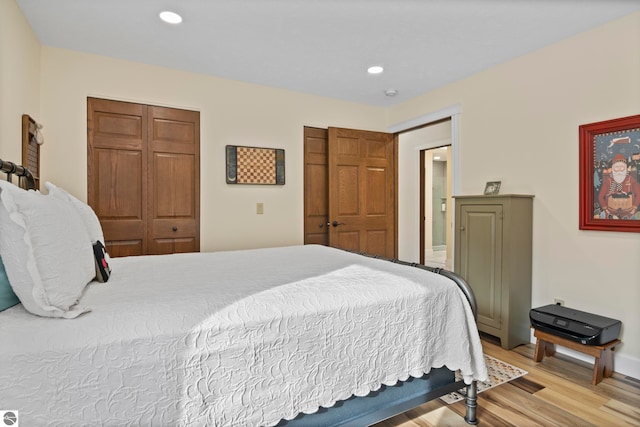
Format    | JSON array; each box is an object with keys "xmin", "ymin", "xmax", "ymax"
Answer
[
  {"xmin": 421, "ymin": 145, "xmax": 452, "ymax": 269},
  {"xmin": 396, "ymin": 114, "xmax": 456, "ymax": 267}
]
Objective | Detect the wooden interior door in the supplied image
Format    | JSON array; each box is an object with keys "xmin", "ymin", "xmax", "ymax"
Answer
[
  {"xmin": 88, "ymin": 98, "xmax": 200, "ymax": 257},
  {"xmin": 303, "ymin": 127, "xmax": 329, "ymax": 245},
  {"xmin": 147, "ymin": 106, "xmax": 200, "ymax": 254},
  {"xmin": 328, "ymin": 127, "xmax": 396, "ymax": 258},
  {"xmin": 88, "ymin": 98, "xmax": 148, "ymax": 257}
]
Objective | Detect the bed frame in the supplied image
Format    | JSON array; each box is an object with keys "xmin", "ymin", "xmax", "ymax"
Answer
[
  {"xmin": 0, "ymin": 158, "xmax": 36, "ymax": 190},
  {"xmin": 1, "ymin": 158, "xmax": 479, "ymax": 426}
]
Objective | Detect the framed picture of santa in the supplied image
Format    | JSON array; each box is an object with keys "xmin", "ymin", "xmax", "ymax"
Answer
[{"xmin": 579, "ymin": 114, "xmax": 640, "ymax": 232}]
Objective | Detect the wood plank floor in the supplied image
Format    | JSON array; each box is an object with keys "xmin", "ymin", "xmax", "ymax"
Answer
[{"xmin": 374, "ymin": 337, "xmax": 640, "ymax": 427}]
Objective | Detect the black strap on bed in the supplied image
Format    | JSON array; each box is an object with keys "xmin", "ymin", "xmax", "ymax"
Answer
[
  {"xmin": 0, "ymin": 158, "xmax": 37, "ymax": 190},
  {"xmin": 348, "ymin": 250, "xmax": 479, "ymax": 321}
]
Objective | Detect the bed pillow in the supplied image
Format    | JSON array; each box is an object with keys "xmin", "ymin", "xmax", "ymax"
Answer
[
  {"xmin": 0, "ymin": 181, "xmax": 32, "ymax": 307},
  {"xmin": 45, "ymin": 181, "xmax": 105, "ymax": 245},
  {"xmin": 0, "ymin": 180, "xmax": 94, "ymax": 318},
  {"xmin": 0, "ymin": 256, "xmax": 20, "ymax": 312},
  {"xmin": 45, "ymin": 181, "xmax": 111, "ymax": 282},
  {"xmin": 0, "ymin": 181, "xmax": 45, "ymax": 315}
]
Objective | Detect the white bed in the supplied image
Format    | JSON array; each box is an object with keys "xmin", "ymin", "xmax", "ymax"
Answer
[
  {"xmin": 0, "ymin": 159, "xmax": 486, "ymax": 426},
  {"xmin": 0, "ymin": 244, "xmax": 487, "ymax": 426}
]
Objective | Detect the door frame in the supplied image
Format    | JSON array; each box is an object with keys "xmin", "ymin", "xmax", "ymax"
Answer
[
  {"xmin": 388, "ymin": 104, "xmax": 461, "ymax": 264},
  {"xmin": 419, "ymin": 142, "xmax": 451, "ymax": 265},
  {"xmin": 388, "ymin": 104, "xmax": 461, "ymax": 195}
]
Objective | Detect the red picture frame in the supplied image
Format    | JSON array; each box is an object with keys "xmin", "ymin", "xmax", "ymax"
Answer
[{"xmin": 579, "ymin": 114, "xmax": 640, "ymax": 232}]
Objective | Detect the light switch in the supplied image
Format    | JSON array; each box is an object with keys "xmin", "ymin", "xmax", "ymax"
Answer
[{"xmin": 256, "ymin": 203, "xmax": 264, "ymax": 214}]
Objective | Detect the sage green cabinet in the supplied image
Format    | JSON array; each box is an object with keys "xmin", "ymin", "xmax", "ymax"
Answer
[{"xmin": 454, "ymin": 195, "xmax": 534, "ymax": 349}]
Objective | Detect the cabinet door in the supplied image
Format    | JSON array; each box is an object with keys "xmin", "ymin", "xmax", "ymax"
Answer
[{"xmin": 458, "ymin": 204, "xmax": 503, "ymax": 330}]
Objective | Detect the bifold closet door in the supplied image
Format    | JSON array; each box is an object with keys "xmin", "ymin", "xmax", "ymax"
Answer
[{"xmin": 87, "ymin": 97, "xmax": 200, "ymax": 257}]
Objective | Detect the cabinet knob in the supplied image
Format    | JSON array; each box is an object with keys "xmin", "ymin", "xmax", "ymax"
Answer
[
  {"xmin": 172, "ymin": 226, "xmax": 178, "ymax": 232},
  {"xmin": 460, "ymin": 225, "xmax": 466, "ymax": 231}
]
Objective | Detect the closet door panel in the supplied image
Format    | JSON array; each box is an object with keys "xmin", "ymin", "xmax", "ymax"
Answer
[
  {"xmin": 88, "ymin": 98, "xmax": 147, "ymax": 257},
  {"xmin": 147, "ymin": 106, "xmax": 200, "ymax": 254}
]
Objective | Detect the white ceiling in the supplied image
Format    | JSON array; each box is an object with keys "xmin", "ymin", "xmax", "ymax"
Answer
[{"xmin": 16, "ymin": 0, "xmax": 640, "ymax": 107}]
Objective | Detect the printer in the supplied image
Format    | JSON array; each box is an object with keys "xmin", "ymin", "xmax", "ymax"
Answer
[{"xmin": 530, "ymin": 304, "xmax": 621, "ymax": 345}]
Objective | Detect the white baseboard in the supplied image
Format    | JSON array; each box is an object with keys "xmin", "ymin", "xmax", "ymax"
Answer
[
  {"xmin": 528, "ymin": 337, "xmax": 640, "ymax": 381},
  {"xmin": 613, "ymin": 352, "xmax": 640, "ymax": 380}
]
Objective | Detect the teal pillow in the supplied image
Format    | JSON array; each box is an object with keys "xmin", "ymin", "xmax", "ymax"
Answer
[{"xmin": 0, "ymin": 256, "xmax": 20, "ymax": 311}]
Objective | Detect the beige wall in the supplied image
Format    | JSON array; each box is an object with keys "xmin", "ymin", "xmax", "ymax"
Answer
[
  {"xmin": 390, "ymin": 12, "xmax": 640, "ymax": 375},
  {"xmin": 0, "ymin": 0, "xmax": 41, "ymax": 162},
  {"xmin": 37, "ymin": 48, "xmax": 386, "ymax": 252}
]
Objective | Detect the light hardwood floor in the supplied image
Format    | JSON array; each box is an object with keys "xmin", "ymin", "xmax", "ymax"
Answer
[{"xmin": 374, "ymin": 336, "xmax": 640, "ymax": 427}]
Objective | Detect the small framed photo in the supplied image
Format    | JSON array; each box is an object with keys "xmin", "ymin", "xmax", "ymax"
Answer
[{"xmin": 484, "ymin": 181, "xmax": 501, "ymax": 195}]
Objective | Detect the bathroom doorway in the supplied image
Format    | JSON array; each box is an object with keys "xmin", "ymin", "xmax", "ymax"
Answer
[{"xmin": 421, "ymin": 145, "xmax": 452, "ymax": 269}]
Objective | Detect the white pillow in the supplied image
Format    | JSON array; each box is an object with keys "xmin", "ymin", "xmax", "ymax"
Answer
[
  {"xmin": 45, "ymin": 181, "xmax": 105, "ymax": 245},
  {"xmin": 44, "ymin": 182, "xmax": 111, "ymax": 282},
  {"xmin": 0, "ymin": 181, "xmax": 94, "ymax": 318},
  {"xmin": 0, "ymin": 181, "xmax": 36, "ymax": 311}
]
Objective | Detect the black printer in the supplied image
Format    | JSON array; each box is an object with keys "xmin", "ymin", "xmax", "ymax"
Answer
[{"xmin": 530, "ymin": 304, "xmax": 621, "ymax": 345}]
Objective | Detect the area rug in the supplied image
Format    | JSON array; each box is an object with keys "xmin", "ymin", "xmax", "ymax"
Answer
[{"xmin": 440, "ymin": 354, "xmax": 528, "ymax": 404}]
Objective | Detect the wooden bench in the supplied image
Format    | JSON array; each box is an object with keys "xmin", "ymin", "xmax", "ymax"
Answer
[{"xmin": 532, "ymin": 328, "xmax": 620, "ymax": 385}]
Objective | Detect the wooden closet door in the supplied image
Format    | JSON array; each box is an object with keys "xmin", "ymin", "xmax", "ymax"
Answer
[
  {"xmin": 303, "ymin": 127, "xmax": 329, "ymax": 246},
  {"xmin": 88, "ymin": 98, "xmax": 200, "ymax": 256},
  {"xmin": 147, "ymin": 106, "xmax": 200, "ymax": 254},
  {"xmin": 88, "ymin": 98, "xmax": 148, "ymax": 257}
]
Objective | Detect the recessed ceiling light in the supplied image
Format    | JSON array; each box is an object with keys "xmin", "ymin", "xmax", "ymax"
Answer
[
  {"xmin": 367, "ymin": 66, "xmax": 384, "ymax": 74},
  {"xmin": 159, "ymin": 11, "xmax": 182, "ymax": 24},
  {"xmin": 384, "ymin": 89, "xmax": 398, "ymax": 97}
]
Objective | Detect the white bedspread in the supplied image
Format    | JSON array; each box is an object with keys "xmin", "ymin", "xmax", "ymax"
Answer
[{"xmin": 0, "ymin": 245, "xmax": 487, "ymax": 426}]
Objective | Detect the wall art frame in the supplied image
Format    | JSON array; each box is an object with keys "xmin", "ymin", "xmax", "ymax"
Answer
[
  {"xmin": 226, "ymin": 145, "xmax": 285, "ymax": 185},
  {"xmin": 579, "ymin": 114, "xmax": 640, "ymax": 232}
]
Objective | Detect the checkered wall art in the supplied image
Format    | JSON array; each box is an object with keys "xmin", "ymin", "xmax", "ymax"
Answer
[{"xmin": 226, "ymin": 145, "xmax": 285, "ymax": 185}]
